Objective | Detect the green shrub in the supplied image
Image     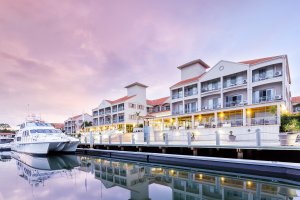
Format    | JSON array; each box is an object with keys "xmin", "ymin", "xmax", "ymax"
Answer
[{"xmin": 281, "ymin": 113, "xmax": 300, "ymax": 132}]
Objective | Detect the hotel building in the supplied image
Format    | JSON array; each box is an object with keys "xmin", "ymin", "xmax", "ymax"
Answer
[
  {"xmin": 291, "ymin": 96, "xmax": 300, "ymax": 113},
  {"xmin": 64, "ymin": 113, "xmax": 92, "ymax": 134},
  {"xmin": 90, "ymin": 82, "xmax": 149, "ymax": 133},
  {"xmin": 83, "ymin": 55, "xmax": 292, "ymax": 139},
  {"xmin": 147, "ymin": 55, "xmax": 291, "ymax": 136}
]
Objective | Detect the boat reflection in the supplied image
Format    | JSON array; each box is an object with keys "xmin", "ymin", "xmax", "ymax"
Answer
[
  {"xmin": 12, "ymin": 152, "xmax": 80, "ymax": 187},
  {"xmin": 79, "ymin": 156, "xmax": 300, "ymax": 200}
]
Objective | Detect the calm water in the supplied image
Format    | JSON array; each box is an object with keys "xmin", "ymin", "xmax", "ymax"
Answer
[{"xmin": 0, "ymin": 152, "xmax": 300, "ymax": 200}]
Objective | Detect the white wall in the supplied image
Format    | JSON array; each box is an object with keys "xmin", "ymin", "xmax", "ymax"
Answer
[{"xmin": 181, "ymin": 63, "xmax": 206, "ymax": 80}]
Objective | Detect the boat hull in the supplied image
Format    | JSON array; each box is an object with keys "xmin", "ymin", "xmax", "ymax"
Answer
[
  {"xmin": 61, "ymin": 141, "xmax": 80, "ymax": 152},
  {"xmin": 12, "ymin": 142, "xmax": 51, "ymax": 155}
]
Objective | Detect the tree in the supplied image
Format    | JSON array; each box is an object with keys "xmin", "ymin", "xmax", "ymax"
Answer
[
  {"xmin": 81, "ymin": 121, "xmax": 93, "ymax": 129},
  {"xmin": 0, "ymin": 123, "xmax": 10, "ymax": 130}
]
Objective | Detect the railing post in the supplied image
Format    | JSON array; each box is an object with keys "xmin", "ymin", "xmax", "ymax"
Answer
[
  {"xmin": 119, "ymin": 134, "xmax": 122, "ymax": 145},
  {"xmin": 89, "ymin": 131, "xmax": 94, "ymax": 148},
  {"xmin": 108, "ymin": 135, "xmax": 111, "ymax": 144},
  {"xmin": 164, "ymin": 132, "xmax": 169, "ymax": 145},
  {"xmin": 256, "ymin": 129, "xmax": 261, "ymax": 147},
  {"xmin": 187, "ymin": 132, "xmax": 191, "ymax": 146},
  {"xmin": 146, "ymin": 132, "xmax": 150, "ymax": 145},
  {"xmin": 132, "ymin": 133, "xmax": 135, "ymax": 144},
  {"xmin": 215, "ymin": 131, "xmax": 220, "ymax": 146},
  {"xmin": 100, "ymin": 135, "xmax": 102, "ymax": 144}
]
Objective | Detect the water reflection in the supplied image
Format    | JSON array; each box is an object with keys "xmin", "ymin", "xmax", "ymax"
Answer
[
  {"xmin": 11, "ymin": 152, "xmax": 80, "ymax": 187},
  {"xmin": 80, "ymin": 156, "xmax": 300, "ymax": 200},
  {"xmin": 1, "ymin": 152, "xmax": 299, "ymax": 200}
]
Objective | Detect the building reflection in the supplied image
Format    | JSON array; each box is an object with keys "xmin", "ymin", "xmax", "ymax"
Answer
[
  {"xmin": 80, "ymin": 156, "xmax": 299, "ymax": 200},
  {"xmin": 12, "ymin": 152, "xmax": 80, "ymax": 187}
]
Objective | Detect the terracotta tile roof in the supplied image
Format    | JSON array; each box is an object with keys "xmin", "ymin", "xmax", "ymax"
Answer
[
  {"xmin": 107, "ymin": 95, "xmax": 136, "ymax": 104},
  {"xmin": 170, "ymin": 74, "xmax": 205, "ymax": 89},
  {"xmin": 124, "ymin": 82, "xmax": 148, "ymax": 88},
  {"xmin": 71, "ymin": 114, "xmax": 82, "ymax": 120},
  {"xmin": 239, "ymin": 55, "xmax": 284, "ymax": 65},
  {"xmin": 292, "ymin": 96, "xmax": 300, "ymax": 104},
  {"xmin": 51, "ymin": 123, "xmax": 64, "ymax": 129},
  {"xmin": 178, "ymin": 59, "xmax": 210, "ymax": 69},
  {"xmin": 147, "ymin": 97, "xmax": 169, "ymax": 106},
  {"xmin": 0, "ymin": 132, "xmax": 15, "ymax": 136}
]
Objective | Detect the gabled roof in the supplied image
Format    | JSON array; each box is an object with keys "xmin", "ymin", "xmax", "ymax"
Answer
[
  {"xmin": 178, "ymin": 59, "xmax": 210, "ymax": 69},
  {"xmin": 107, "ymin": 95, "xmax": 136, "ymax": 104},
  {"xmin": 239, "ymin": 55, "xmax": 284, "ymax": 65},
  {"xmin": 170, "ymin": 74, "xmax": 205, "ymax": 89},
  {"xmin": 147, "ymin": 97, "xmax": 169, "ymax": 106},
  {"xmin": 292, "ymin": 96, "xmax": 300, "ymax": 104},
  {"xmin": 124, "ymin": 82, "xmax": 148, "ymax": 88},
  {"xmin": 71, "ymin": 114, "xmax": 82, "ymax": 120}
]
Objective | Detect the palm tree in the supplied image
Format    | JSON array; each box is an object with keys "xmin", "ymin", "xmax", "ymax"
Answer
[
  {"xmin": 135, "ymin": 112, "xmax": 141, "ymax": 128},
  {"xmin": 81, "ymin": 121, "xmax": 93, "ymax": 129}
]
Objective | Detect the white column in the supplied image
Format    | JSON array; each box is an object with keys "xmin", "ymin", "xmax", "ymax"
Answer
[
  {"xmin": 192, "ymin": 115, "xmax": 195, "ymax": 129},
  {"xmin": 214, "ymin": 112, "xmax": 218, "ymax": 127},
  {"xmin": 198, "ymin": 82, "xmax": 201, "ymax": 111},
  {"xmin": 175, "ymin": 117, "xmax": 178, "ymax": 129},
  {"xmin": 247, "ymin": 68, "xmax": 252, "ymax": 105},
  {"xmin": 243, "ymin": 108, "xmax": 246, "ymax": 126},
  {"xmin": 277, "ymin": 103, "xmax": 281, "ymax": 125},
  {"xmin": 161, "ymin": 118, "xmax": 164, "ymax": 130},
  {"xmin": 220, "ymin": 77, "xmax": 224, "ymax": 108}
]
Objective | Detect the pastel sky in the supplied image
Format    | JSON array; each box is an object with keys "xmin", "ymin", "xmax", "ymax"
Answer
[{"xmin": 1, "ymin": 0, "xmax": 300, "ymax": 126}]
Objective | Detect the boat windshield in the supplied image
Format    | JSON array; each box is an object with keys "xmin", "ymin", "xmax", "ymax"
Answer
[
  {"xmin": 26, "ymin": 122, "xmax": 53, "ymax": 127},
  {"xmin": 30, "ymin": 129, "xmax": 62, "ymax": 134}
]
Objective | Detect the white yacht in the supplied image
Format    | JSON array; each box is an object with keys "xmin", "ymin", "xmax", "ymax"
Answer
[{"xmin": 11, "ymin": 119, "xmax": 80, "ymax": 155}]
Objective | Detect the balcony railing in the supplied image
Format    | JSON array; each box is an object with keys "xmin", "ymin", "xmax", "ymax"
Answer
[
  {"xmin": 223, "ymin": 80, "xmax": 247, "ymax": 88},
  {"xmin": 224, "ymin": 101, "xmax": 247, "ymax": 108},
  {"xmin": 217, "ymin": 119, "xmax": 243, "ymax": 127},
  {"xmin": 184, "ymin": 108, "xmax": 197, "ymax": 114},
  {"xmin": 252, "ymin": 71, "xmax": 282, "ymax": 82},
  {"xmin": 201, "ymin": 104, "xmax": 221, "ymax": 110},
  {"xmin": 118, "ymin": 107, "xmax": 124, "ymax": 112},
  {"xmin": 201, "ymin": 87, "xmax": 220, "ymax": 93},
  {"xmin": 172, "ymin": 110, "xmax": 184, "ymax": 115},
  {"xmin": 248, "ymin": 116, "xmax": 277, "ymax": 126},
  {"xmin": 172, "ymin": 93, "xmax": 183, "ymax": 99},
  {"xmin": 184, "ymin": 91, "xmax": 198, "ymax": 97},
  {"xmin": 253, "ymin": 95, "xmax": 282, "ymax": 104}
]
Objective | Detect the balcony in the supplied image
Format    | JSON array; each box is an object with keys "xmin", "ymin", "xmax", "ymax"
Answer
[
  {"xmin": 253, "ymin": 95, "xmax": 282, "ymax": 104},
  {"xmin": 224, "ymin": 100, "xmax": 247, "ymax": 108},
  {"xmin": 248, "ymin": 116, "xmax": 277, "ymax": 126},
  {"xmin": 172, "ymin": 110, "xmax": 184, "ymax": 115},
  {"xmin": 172, "ymin": 88, "xmax": 183, "ymax": 100},
  {"xmin": 99, "ymin": 109, "xmax": 104, "ymax": 115},
  {"xmin": 118, "ymin": 117, "xmax": 125, "ymax": 123},
  {"xmin": 118, "ymin": 107, "xmax": 124, "ymax": 112},
  {"xmin": 252, "ymin": 71, "xmax": 282, "ymax": 82},
  {"xmin": 93, "ymin": 111, "xmax": 98, "ymax": 117},
  {"xmin": 112, "ymin": 106, "xmax": 118, "ymax": 113},
  {"xmin": 172, "ymin": 93, "xmax": 183, "ymax": 100},
  {"xmin": 184, "ymin": 108, "xmax": 197, "ymax": 114},
  {"xmin": 105, "ymin": 108, "xmax": 111, "ymax": 114},
  {"xmin": 202, "ymin": 104, "xmax": 221, "ymax": 111},
  {"xmin": 201, "ymin": 87, "xmax": 220, "ymax": 93},
  {"xmin": 218, "ymin": 119, "xmax": 243, "ymax": 127},
  {"xmin": 184, "ymin": 91, "xmax": 198, "ymax": 97},
  {"xmin": 224, "ymin": 79, "xmax": 247, "ymax": 89}
]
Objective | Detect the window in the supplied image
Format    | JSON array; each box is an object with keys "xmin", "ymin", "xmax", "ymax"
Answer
[
  {"xmin": 230, "ymin": 76, "xmax": 237, "ymax": 85},
  {"xmin": 129, "ymin": 103, "xmax": 136, "ymax": 108},
  {"xmin": 138, "ymin": 105, "xmax": 144, "ymax": 110},
  {"xmin": 253, "ymin": 89, "xmax": 274, "ymax": 103},
  {"xmin": 225, "ymin": 94, "xmax": 243, "ymax": 107}
]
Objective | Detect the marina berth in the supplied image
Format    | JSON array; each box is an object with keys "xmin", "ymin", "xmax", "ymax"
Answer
[{"xmin": 11, "ymin": 117, "xmax": 80, "ymax": 155}]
